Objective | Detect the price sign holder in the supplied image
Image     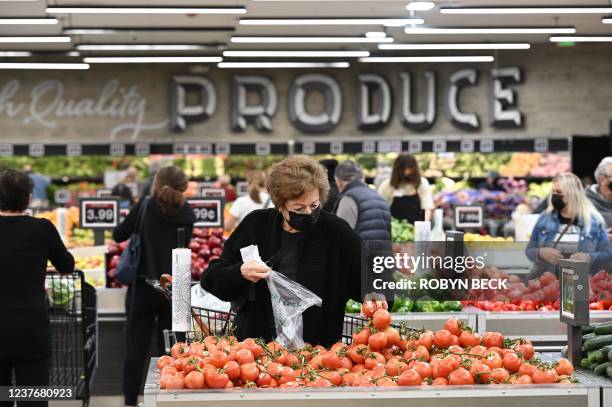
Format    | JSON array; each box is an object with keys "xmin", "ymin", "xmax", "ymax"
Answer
[
  {"xmin": 454, "ymin": 205, "xmax": 483, "ymax": 229},
  {"xmin": 559, "ymin": 259, "xmax": 589, "ymax": 366},
  {"xmin": 78, "ymin": 197, "xmax": 120, "ymax": 246},
  {"xmin": 54, "ymin": 189, "xmax": 72, "ymax": 205},
  {"xmin": 445, "ymin": 230, "xmax": 465, "ymax": 260},
  {"xmin": 187, "ymin": 197, "xmax": 224, "ymax": 228},
  {"xmin": 201, "ymin": 188, "xmax": 226, "ymax": 198},
  {"xmin": 236, "ymin": 181, "xmax": 248, "ymax": 197},
  {"xmin": 96, "ymin": 189, "xmax": 112, "ymax": 198}
]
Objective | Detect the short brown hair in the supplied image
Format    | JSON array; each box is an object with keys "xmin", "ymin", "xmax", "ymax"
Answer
[
  {"xmin": 267, "ymin": 155, "xmax": 330, "ymax": 209},
  {"xmin": 152, "ymin": 166, "xmax": 189, "ymax": 216}
]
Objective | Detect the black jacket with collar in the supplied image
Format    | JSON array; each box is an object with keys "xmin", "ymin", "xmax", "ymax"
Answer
[{"xmin": 201, "ymin": 208, "xmax": 363, "ymax": 347}]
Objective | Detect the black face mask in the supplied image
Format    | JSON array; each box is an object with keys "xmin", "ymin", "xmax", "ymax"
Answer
[
  {"xmin": 608, "ymin": 181, "xmax": 612, "ymax": 192},
  {"xmin": 286, "ymin": 207, "xmax": 321, "ymax": 233},
  {"xmin": 551, "ymin": 193, "xmax": 566, "ymax": 211}
]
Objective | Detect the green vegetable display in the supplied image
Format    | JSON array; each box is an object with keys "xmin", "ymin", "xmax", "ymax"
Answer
[
  {"xmin": 579, "ymin": 324, "xmax": 612, "ymax": 378},
  {"xmin": 391, "ymin": 218, "xmax": 415, "ymax": 243}
]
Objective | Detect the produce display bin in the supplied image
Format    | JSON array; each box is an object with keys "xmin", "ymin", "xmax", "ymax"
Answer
[
  {"xmin": 476, "ymin": 311, "xmax": 612, "ymax": 348},
  {"xmin": 143, "ymin": 356, "xmax": 603, "ymax": 407}
]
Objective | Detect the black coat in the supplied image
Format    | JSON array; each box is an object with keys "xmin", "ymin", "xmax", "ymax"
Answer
[
  {"xmin": 113, "ymin": 198, "xmax": 196, "ymax": 280},
  {"xmin": 201, "ymin": 208, "xmax": 362, "ymax": 347}
]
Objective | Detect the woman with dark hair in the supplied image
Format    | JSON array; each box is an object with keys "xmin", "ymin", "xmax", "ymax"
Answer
[
  {"xmin": 0, "ymin": 169, "xmax": 74, "ymax": 406},
  {"xmin": 113, "ymin": 166, "xmax": 196, "ymax": 407},
  {"xmin": 225, "ymin": 170, "xmax": 273, "ymax": 231},
  {"xmin": 378, "ymin": 154, "xmax": 434, "ymax": 223}
]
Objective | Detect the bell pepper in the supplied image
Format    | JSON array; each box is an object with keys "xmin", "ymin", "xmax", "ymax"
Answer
[{"xmin": 442, "ymin": 301, "xmax": 463, "ymax": 312}]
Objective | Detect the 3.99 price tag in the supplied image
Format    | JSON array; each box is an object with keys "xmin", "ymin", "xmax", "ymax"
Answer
[
  {"xmin": 79, "ymin": 198, "xmax": 119, "ymax": 229},
  {"xmin": 188, "ymin": 198, "xmax": 224, "ymax": 228}
]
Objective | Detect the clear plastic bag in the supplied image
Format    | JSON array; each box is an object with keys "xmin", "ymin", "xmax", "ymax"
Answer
[{"xmin": 240, "ymin": 245, "xmax": 322, "ymax": 349}]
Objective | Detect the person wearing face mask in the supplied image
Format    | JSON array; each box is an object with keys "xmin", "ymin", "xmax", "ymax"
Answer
[
  {"xmin": 585, "ymin": 157, "xmax": 612, "ymax": 240},
  {"xmin": 201, "ymin": 156, "xmax": 384, "ymax": 346},
  {"xmin": 526, "ymin": 173, "xmax": 611, "ymax": 274},
  {"xmin": 378, "ymin": 154, "xmax": 434, "ymax": 223}
]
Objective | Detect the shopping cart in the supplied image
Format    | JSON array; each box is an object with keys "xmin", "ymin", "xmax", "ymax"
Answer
[{"xmin": 46, "ymin": 270, "xmax": 97, "ymax": 407}]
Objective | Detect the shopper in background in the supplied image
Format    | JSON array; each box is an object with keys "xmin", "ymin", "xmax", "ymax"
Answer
[
  {"xmin": 141, "ymin": 160, "xmax": 163, "ymax": 197},
  {"xmin": 225, "ymin": 170, "xmax": 273, "ymax": 231},
  {"xmin": 477, "ymin": 171, "xmax": 505, "ymax": 192},
  {"xmin": 214, "ymin": 174, "xmax": 237, "ymax": 202},
  {"xmin": 373, "ymin": 159, "xmax": 392, "ymax": 190},
  {"xmin": 378, "ymin": 154, "xmax": 434, "ymax": 223},
  {"xmin": 586, "ymin": 157, "xmax": 612, "ymax": 239},
  {"xmin": 22, "ymin": 163, "xmax": 51, "ymax": 208},
  {"xmin": 319, "ymin": 158, "xmax": 339, "ymax": 212},
  {"xmin": 113, "ymin": 166, "xmax": 196, "ymax": 407},
  {"xmin": 0, "ymin": 169, "xmax": 74, "ymax": 406},
  {"xmin": 112, "ymin": 166, "xmax": 139, "ymax": 209},
  {"xmin": 526, "ymin": 173, "xmax": 610, "ymax": 273},
  {"xmin": 202, "ymin": 155, "xmax": 384, "ymax": 347},
  {"xmin": 333, "ymin": 160, "xmax": 391, "ymax": 242}
]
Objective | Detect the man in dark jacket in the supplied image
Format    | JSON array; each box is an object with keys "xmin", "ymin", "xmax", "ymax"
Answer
[
  {"xmin": 586, "ymin": 157, "xmax": 612, "ymax": 240},
  {"xmin": 333, "ymin": 160, "xmax": 392, "ymax": 242}
]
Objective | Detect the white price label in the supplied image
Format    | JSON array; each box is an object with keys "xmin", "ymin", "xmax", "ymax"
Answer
[
  {"xmin": 188, "ymin": 198, "xmax": 224, "ymax": 228},
  {"xmin": 377, "ymin": 140, "xmax": 392, "ymax": 153},
  {"xmin": 66, "ymin": 144, "xmax": 82, "ymax": 157},
  {"xmin": 330, "ymin": 141, "xmax": 343, "ymax": 155},
  {"xmin": 29, "ymin": 144, "xmax": 44, "ymax": 157},
  {"xmin": 408, "ymin": 140, "xmax": 422, "ymax": 153},
  {"xmin": 135, "ymin": 143, "xmax": 150, "ymax": 156},
  {"xmin": 433, "ymin": 140, "xmax": 447, "ymax": 153},
  {"xmin": 362, "ymin": 141, "xmax": 376, "ymax": 154},
  {"xmin": 256, "ymin": 143, "xmax": 271, "ymax": 156},
  {"xmin": 54, "ymin": 189, "xmax": 72, "ymax": 204},
  {"xmin": 0, "ymin": 144, "xmax": 13, "ymax": 157},
  {"xmin": 198, "ymin": 143, "xmax": 213, "ymax": 155},
  {"xmin": 480, "ymin": 139, "xmax": 494, "ymax": 153},
  {"xmin": 460, "ymin": 139, "xmax": 475, "ymax": 153},
  {"xmin": 302, "ymin": 141, "xmax": 315, "ymax": 155},
  {"xmin": 96, "ymin": 189, "xmax": 112, "ymax": 198},
  {"xmin": 236, "ymin": 181, "xmax": 248, "ymax": 197},
  {"xmin": 202, "ymin": 188, "xmax": 226, "ymax": 198},
  {"xmin": 110, "ymin": 143, "xmax": 125, "ymax": 156},
  {"xmin": 80, "ymin": 199, "xmax": 119, "ymax": 228},
  {"xmin": 534, "ymin": 138, "xmax": 549, "ymax": 153},
  {"xmin": 215, "ymin": 143, "xmax": 230, "ymax": 155},
  {"xmin": 173, "ymin": 144, "xmax": 188, "ymax": 155}
]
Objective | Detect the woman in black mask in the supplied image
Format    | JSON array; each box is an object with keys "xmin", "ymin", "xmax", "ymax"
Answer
[
  {"xmin": 526, "ymin": 173, "xmax": 611, "ymax": 274},
  {"xmin": 201, "ymin": 155, "xmax": 383, "ymax": 346}
]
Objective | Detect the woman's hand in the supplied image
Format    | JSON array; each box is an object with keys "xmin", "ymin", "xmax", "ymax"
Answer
[
  {"xmin": 570, "ymin": 252, "xmax": 590, "ymax": 262},
  {"xmin": 240, "ymin": 261, "xmax": 270, "ymax": 283},
  {"xmin": 538, "ymin": 247, "xmax": 563, "ymax": 265}
]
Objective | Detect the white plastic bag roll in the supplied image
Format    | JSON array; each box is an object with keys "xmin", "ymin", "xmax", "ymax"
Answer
[{"xmin": 172, "ymin": 248, "xmax": 192, "ymax": 332}]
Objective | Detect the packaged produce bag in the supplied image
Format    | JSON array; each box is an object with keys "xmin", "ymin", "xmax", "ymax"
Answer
[{"xmin": 240, "ymin": 245, "xmax": 322, "ymax": 349}]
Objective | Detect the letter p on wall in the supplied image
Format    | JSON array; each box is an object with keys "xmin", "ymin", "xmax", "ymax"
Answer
[{"xmin": 170, "ymin": 76, "xmax": 217, "ymax": 132}]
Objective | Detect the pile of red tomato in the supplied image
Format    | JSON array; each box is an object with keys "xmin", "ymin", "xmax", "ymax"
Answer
[
  {"xmin": 156, "ymin": 305, "xmax": 574, "ymax": 390},
  {"xmin": 465, "ymin": 270, "xmax": 612, "ymax": 312}
]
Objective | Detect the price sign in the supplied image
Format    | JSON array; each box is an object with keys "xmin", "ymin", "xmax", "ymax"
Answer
[
  {"xmin": 215, "ymin": 143, "xmax": 230, "ymax": 155},
  {"xmin": 362, "ymin": 141, "xmax": 376, "ymax": 154},
  {"xmin": 408, "ymin": 140, "xmax": 422, "ymax": 154},
  {"xmin": 197, "ymin": 143, "xmax": 213, "ymax": 155},
  {"xmin": 460, "ymin": 139, "xmax": 475, "ymax": 153},
  {"xmin": 433, "ymin": 139, "xmax": 447, "ymax": 153},
  {"xmin": 202, "ymin": 188, "xmax": 226, "ymax": 198},
  {"xmin": 256, "ymin": 142, "xmax": 271, "ymax": 156},
  {"xmin": 377, "ymin": 140, "xmax": 392, "ymax": 153},
  {"xmin": 96, "ymin": 189, "xmax": 112, "ymax": 198},
  {"xmin": 173, "ymin": 144, "xmax": 188, "ymax": 155},
  {"xmin": 66, "ymin": 143, "xmax": 82, "ymax": 157},
  {"xmin": 54, "ymin": 189, "xmax": 72, "ymax": 204},
  {"xmin": 479, "ymin": 139, "xmax": 494, "ymax": 153},
  {"xmin": 79, "ymin": 198, "xmax": 119, "ymax": 229},
  {"xmin": 29, "ymin": 144, "xmax": 44, "ymax": 157},
  {"xmin": 559, "ymin": 260, "xmax": 590, "ymax": 326},
  {"xmin": 110, "ymin": 143, "xmax": 125, "ymax": 157},
  {"xmin": 0, "ymin": 144, "xmax": 13, "ymax": 157},
  {"xmin": 188, "ymin": 198, "xmax": 224, "ymax": 228},
  {"xmin": 330, "ymin": 141, "xmax": 343, "ymax": 155},
  {"xmin": 534, "ymin": 138, "xmax": 549, "ymax": 153},
  {"xmin": 135, "ymin": 143, "xmax": 150, "ymax": 156},
  {"xmin": 454, "ymin": 205, "xmax": 483, "ymax": 228},
  {"xmin": 236, "ymin": 181, "xmax": 248, "ymax": 197},
  {"xmin": 302, "ymin": 141, "xmax": 315, "ymax": 155}
]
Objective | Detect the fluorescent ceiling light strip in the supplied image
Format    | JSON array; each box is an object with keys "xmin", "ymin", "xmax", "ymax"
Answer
[
  {"xmin": 0, "ymin": 63, "xmax": 89, "ymax": 70},
  {"xmin": 77, "ymin": 44, "xmax": 209, "ymax": 51},
  {"xmin": 46, "ymin": 7, "xmax": 246, "ymax": 14},
  {"xmin": 550, "ymin": 36, "xmax": 612, "ymax": 42},
  {"xmin": 0, "ymin": 51, "xmax": 32, "ymax": 57},
  {"xmin": 0, "ymin": 18, "xmax": 58, "ymax": 25},
  {"xmin": 231, "ymin": 36, "xmax": 394, "ymax": 43},
  {"xmin": 240, "ymin": 18, "xmax": 423, "ymax": 27},
  {"xmin": 0, "ymin": 36, "xmax": 71, "ymax": 43},
  {"xmin": 83, "ymin": 56, "xmax": 222, "ymax": 63},
  {"xmin": 218, "ymin": 62, "xmax": 349, "ymax": 68},
  {"xmin": 602, "ymin": 17, "xmax": 612, "ymax": 23},
  {"xmin": 379, "ymin": 43, "xmax": 530, "ymax": 50},
  {"xmin": 64, "ymin": 29, "xmax": 114, "ymax": 34},
  {"xmin": 223, "ymin": 50, "xmax": 369, "ymax": 57},
  {"xmin": 360, "ymin": 56, "xmax": 494, "ymax": 63},
  {"xmin": 405, "ymin": 27, "xmax": 575, "ymax": 34},
  {"xmin": 406, "ymin": 2, "xmax": 435, "ymax": 11},
  {"xmin": 366, "ymin": 32, "xmax": 387, "ymax": 38},
  {"xmin": 441, "ymin": 7, "xmax": 612, "ymax": 14}
]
